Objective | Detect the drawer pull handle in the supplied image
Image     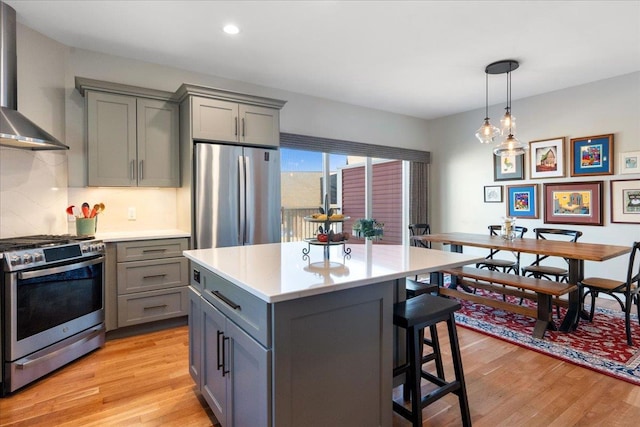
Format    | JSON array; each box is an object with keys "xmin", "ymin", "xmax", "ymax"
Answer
[
  {"xmin": 143, "ymin": 304, "xmax": 168, "ymax": 310},
  {"xmin": 142, "ymin": 274, "xmax": 167, "ymax": 280},
  {"xmin": 142, "ymin": 249, "xmax": 167, "ymax": 253},
  {"xmin": 212, "ymin": 290, "xmax": 241, "ymax": 311}
]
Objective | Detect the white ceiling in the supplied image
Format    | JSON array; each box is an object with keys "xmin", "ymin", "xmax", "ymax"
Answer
[{"xmin": 6, "ymin": 0, "xmax": 640, "ymax": 120}]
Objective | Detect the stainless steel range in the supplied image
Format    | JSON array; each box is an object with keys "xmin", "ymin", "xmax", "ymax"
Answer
[{"xmin": 0, "ymin": 235, "xmax": 105, "ymax": 395}]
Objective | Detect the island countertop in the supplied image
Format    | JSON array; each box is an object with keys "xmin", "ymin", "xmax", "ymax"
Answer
[{"xmin": 183, "ymin": 241, "xmax": 482, "ymax": 303}]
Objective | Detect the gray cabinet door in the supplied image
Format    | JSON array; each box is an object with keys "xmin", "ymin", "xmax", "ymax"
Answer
[
  {"xmin": 226, "ymin": 320, "xmax": 271, "ymax": 427},
  {"xmin": 240, "ymin": 104, "xmax": 280, "ymax": 147},
  {"xmin": 192, "ymin": 97, "xmax": 239, "ymax": 142},
  {"xmin": 87, "ymin": 91, "xmax": 136, "ymax": 186},
  {"xmin": 136, "ymin": 98, "xmax": 179, "ymax": 187},
  {"xmin": 188, "ymin": 286, "xmax": 203, "ymax": 388},
  {"xmin": 202, "ymin": 298, "xmax": 228, "ymax": 425}
]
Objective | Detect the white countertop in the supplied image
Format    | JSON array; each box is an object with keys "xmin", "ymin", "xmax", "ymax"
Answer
[
  {"xmin": 183, "ymin": 241, "xmax": 483, "ymax": 303},
  {"xmin": 96, "ymin": 229, "xmax": 190, "ymax": 242}
]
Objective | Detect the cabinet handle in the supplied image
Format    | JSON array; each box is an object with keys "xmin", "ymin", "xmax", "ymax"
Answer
[
  {"xmin": 142, "ymin": 274, "xmax": 167, "ymax": 280},
  {"xmin": 142, "ymin": 248, "xmax": 167, "ymax": 253},
  {"xmin": 234, "ymin": 117, "xmax": 238, "ymax": 136},
  {"xmin": 130, "ymin": 160, "xmax": 136, "ymax": 180},
  {"xmin": 143, "ymin": 304, "xmax": 167, "ymax": 310},
  {"xmin": 212, "ymin": 290, "xmax": 241, "ymax": 310},
  {"xmin": 216, "ymin": 330, "xmax": 224, "ymax": 371},
  {"xmin": 242, "ymin": 117, "xmax": 245, "ymax": 137},
  {"xmin": 222, "ymin": 335, "xmax": 230, "ymax": 376},
  {"xmin": 139, "ymin": 160, "xmax": 143, "ymax": 181}
]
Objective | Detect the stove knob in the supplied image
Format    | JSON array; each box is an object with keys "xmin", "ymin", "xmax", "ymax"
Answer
[
  {"xmin": 10, "ymin": 255, "xmax": 21, "ymax": 266},
  {"xmin": 34, "ymin": 252, "xmax": 44, "ymax": 262},
  {"xmin": 81, "ymin": 245, "xmax": 89, "ymax": 253},
  {"xmin": 23, "ymin": 254, "xmax": 33, "ymax": 264}
]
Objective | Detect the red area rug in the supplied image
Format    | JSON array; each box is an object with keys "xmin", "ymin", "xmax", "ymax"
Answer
[{"xmin": 452, "ymin": 290, "xmax": 640, "ymax": 386}]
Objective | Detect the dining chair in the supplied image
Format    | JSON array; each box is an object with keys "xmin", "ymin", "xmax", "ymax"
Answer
[
  {"xmin": 409, "ymin": 223, "xmax": 431, "ymax": 249},
  {"xmin": 521, "ymin": 228, "xmax": 583, "ymax": 282},
  {"xmin": 580, "ymin": 241, "xmax": 640, "ymax": 346},
  {"xmin": 476, "ymin": 225, "xmax": 528, "ymax": 274}
]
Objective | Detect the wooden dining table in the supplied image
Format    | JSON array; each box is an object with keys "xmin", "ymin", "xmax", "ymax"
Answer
[{"xmin": 413, "ymin": 232, "xmax": 631, "ymax": 332}]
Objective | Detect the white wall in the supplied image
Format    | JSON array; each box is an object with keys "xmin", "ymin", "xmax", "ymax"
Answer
[
  {"xmin": 1, "ymin": 23, "xmax": 429, "ymax": 237},
  {"xmin": 426, "ymin": 71, "xmax": 640, "ymax": 280}
]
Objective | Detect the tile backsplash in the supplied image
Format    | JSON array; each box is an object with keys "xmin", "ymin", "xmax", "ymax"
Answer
[
  {"xmin": 0, "ymin": 147, "xmax": 180, "ymax": 237},
  {"xmin": 0, "ymin": 148, "xmax": 69, "ymax": 237}
]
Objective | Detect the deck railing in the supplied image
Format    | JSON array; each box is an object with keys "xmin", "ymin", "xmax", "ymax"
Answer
[{"xmin": 281, "ymin": 207, "xmax": 344, "ymax": 242}]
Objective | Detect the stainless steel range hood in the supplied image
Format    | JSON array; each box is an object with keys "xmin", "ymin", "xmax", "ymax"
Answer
[{"xmin": 0, "ymin": 1, "xmax": 68, "ymax": 150}]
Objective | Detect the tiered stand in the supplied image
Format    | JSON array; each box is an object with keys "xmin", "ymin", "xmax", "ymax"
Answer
[{"xmin": 302, "ymin": 195, "xmax": 351, "ymax": 261}]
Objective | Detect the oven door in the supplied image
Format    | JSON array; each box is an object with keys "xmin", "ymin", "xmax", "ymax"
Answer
[{"xmin": 5, "ymin": 256, "xmax": 105, "ymax": 362}]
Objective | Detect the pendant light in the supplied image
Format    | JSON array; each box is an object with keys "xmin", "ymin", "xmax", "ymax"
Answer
[
  {"xmin": 488, "ymin": 59, "xmax": 528, "ymax": 157},
  {"xmin": 475, "ymin": 72, "xmax": 500, "ymax": 144}
]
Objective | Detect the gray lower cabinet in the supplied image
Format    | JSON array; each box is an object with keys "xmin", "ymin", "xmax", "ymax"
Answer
[
  {"xmin": 116, "ymin": 238, "xmax": 189, "ymax": 327},
  {"xmin": 189, "ymin": 263, "xmax": 392, "ymax": 427},
  {"xmin": 201, "ymin": 293, "xmax": 271, "ymax": 427}
]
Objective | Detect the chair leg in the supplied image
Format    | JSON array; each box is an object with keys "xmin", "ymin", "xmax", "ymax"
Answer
[
  {"xmin": 408, "ymin": 327, "xmax": 423, "ymax": 427},
  {"xmin": 626, "ymin": 293, "xmax": 634, "ymax": 347},
  {"xmin": 589, "ymin": 290, "xmax": 597, "ymax": 321},
  {"xmin": 446, "ymin": 314, "xmax": 472, "ymax": 427}
]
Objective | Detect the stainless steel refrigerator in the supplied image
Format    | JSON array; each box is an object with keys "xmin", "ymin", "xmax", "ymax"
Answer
[{"xmin": 193, "ymin": 142, "xmax": 281, "ymax": 249}]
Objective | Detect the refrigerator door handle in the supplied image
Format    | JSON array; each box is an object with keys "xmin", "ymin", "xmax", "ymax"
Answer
[{"xmin": 238, "ymin": 155, "xmax": 246, "ymax": 244}]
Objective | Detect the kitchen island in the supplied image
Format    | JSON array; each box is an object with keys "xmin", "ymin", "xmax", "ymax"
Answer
[{"xmin": 184, "ymin": 242, "xmax": 482, "ymax": 427}]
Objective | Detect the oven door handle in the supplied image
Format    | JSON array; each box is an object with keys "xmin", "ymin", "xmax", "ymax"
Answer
[{"xmin": 17, "ymin": 256, "xmax": 105, "ymax": 280}]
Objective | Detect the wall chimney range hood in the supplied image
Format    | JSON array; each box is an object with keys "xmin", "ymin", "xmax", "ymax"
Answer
[{"xmin": 0, "ymin": 1, "xmax": 68, "ymax": 150}]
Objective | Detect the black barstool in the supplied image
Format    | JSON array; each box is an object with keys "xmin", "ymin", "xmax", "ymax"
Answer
[
  {"xmin": 405, "ymin": 278, "xmax": 445, "ymax": 380},
  {"xmin": 393, "ymin": 293, "xmax": 471, "ymax": 427}
]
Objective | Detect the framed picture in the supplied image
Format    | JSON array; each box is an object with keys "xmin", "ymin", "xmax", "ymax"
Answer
[
  {"xmin": 611, "ymin": 179, "xmax": 640, "ymax": 224},
  {"xmin": 543, "ymin": 181, "xmax": 603, "ymax": 226},
  {"xmin": 529, "ymin": 137, "xmax": 565, "ymax": 179},
  {"xmin": 619, "ymin": 151, "xmax": 640, "ymax": 175},
  {"xmin": 506, "ymin": 184, "xmax": 538, "ymax": 218},
  {"xmin": 570, "ymin": 134, "xmax": 614, "ymax": 177},
  {"xmin": 494, "ymin": 154, "xmax": 524, "ymax": 181},
  {"xmin": 484, "ymin": 185, "xmax": 503, "ymax": 203}
]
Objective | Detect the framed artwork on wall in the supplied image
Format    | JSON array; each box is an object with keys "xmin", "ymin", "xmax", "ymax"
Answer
[
  {"xmin": 494, "ymin": 154, "xmax": 524, "ymax": 181},
  {"xmin": 529, "ymin": 137, "xmax": 565, "ymax": 179},
  {"xmin": 619, "ymin": 151, "xmax": 640, "ymax": 175},
  {"xmin": 484, "ymin": 185, "xmax": 503, "ymax": 203},
  {"xmin": 610, "ymin": 179, "xmax": 640, "ymax": 224},
  {"xmin": 543, "ymin": 181, "xmax": 603, "ymax": 226},
  {"xmin": 570, "ymin": 134, "xmax": 614, "ymax": 177},
  {"xmin": 506, "ymin": 184, "xmax": 538, "ymax": 219}
]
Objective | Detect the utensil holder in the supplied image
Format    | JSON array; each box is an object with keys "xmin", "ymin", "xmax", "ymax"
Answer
[{"xmin": 76, "ymin": 217, "xmax": 97, "ymax": 236}]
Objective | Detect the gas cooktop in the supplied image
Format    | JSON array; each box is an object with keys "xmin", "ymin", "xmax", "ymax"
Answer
[{"xmin": 0, "ymin": 234, "xmax": 95, "ymax": 252}]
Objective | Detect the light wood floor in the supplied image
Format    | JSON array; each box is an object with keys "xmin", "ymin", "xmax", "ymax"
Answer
[{"xmin": 2, "ymin": 310, "xmax": 640, "ymax": 427}]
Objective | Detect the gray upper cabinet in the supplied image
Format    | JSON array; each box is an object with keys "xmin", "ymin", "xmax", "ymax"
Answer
[
  {"xmin": 191, "ymin": 96, "xmax": 280, "ymax": 147},
  {"xmin": 77, "ymin": 77, "xmax": 180, "ymax": 187}
]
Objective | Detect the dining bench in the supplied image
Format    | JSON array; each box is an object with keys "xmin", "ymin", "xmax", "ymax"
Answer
[{"xmin": 438, "ymin": 266, "xmax": 577, "ymax": 338}]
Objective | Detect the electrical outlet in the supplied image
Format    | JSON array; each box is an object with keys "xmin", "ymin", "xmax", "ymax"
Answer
[{"xmin": 128, "ymin": 207, "xmax": 136, "ymax": 221}]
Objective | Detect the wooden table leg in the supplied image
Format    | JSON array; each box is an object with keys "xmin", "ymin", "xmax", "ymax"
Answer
[{"xmin": 559, "ymin": 259, "xmax": 582, "ymax": 332}]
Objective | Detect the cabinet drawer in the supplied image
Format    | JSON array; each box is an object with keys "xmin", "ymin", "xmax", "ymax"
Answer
[
  {"xmin": 199, "ymin": 267, "xmax": 271, "ymax": 348},
  {"xmin": 117, "ymin": 257, "xmax": 188, "ymax": 294},
  {"xmin": 117, "ymin": 238, "xmax": 188, "ymax": 262},
  {"xmin": 117, "ymin": 287, "xmax": 188, "ymax": 327}
]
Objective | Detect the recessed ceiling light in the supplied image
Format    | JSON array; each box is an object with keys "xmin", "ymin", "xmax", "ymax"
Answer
[{"xmin": 223, "ymin": 24, "xmax": 240, "ymax": 35}]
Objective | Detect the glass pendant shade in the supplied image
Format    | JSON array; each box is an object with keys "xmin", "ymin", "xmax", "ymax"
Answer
[
  {"xmin": 500, "ymin": 110, "xmax": 516, "ymax": 136},
  {"xmin": 493, "ymin": 133, "xmax": 528, "ymax": 157},
  {"xmin": 475, "ymin": 118, "xmax": 501, "ymax": 144}
]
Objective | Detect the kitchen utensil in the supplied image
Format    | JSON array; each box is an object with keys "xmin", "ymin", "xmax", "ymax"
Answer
[
  {"xmin": 66, "ymin": 205, "xmax": 75, "ymax": 216},
  {"xmin": 81, "ymin": 202, "xmax": 90, "ymax": 218}
]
